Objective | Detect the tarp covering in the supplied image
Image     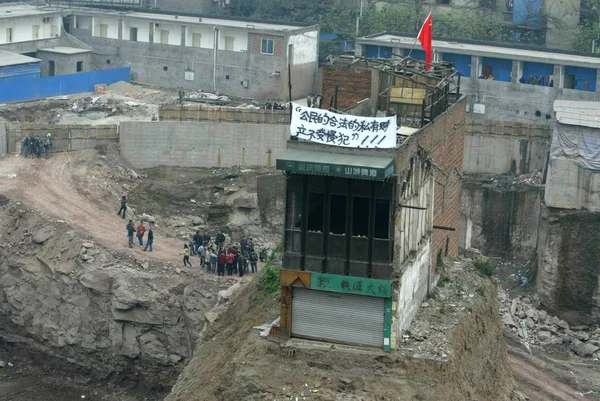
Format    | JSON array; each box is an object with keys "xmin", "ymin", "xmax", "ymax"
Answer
[{"xmin": 550, "ymin": 122, "xmax": 600, "ymax": 171}]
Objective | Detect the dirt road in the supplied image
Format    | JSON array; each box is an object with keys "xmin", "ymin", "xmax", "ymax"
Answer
[
  {"xmin": 0, "ymin": 152, "xmax": 180, "ymax": 261},
  {"xmin": 508, "ymin": 339, "xmax": 600, "ymax": 401}
]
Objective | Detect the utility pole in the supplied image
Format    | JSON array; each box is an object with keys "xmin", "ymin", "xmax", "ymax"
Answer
[{"xmin": 355, "ymin": 0, "xmax": 364, "ymax": 37}]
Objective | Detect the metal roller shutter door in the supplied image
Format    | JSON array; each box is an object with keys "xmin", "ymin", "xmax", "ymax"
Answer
[{"xmin": 291, "ymin": 288, "xmax": 384, "ymax": 347}]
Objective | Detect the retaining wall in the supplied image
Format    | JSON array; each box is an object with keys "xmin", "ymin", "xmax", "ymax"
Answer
[
  {"xmin": 159, "ymin": 104, "xmax": 290, "ymax": 124},
  {"xmin": 120, "ymin": 121, "xmax": 288, "ymax": 168},
  {"xmin": 7, "ymin": 124, "xmax": 119, "ymax": 154}
]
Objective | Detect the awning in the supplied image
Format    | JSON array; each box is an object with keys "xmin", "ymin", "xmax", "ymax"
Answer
[{"xmin": 276, "ymin": 148, "xmax": 395, "ymax": 181}]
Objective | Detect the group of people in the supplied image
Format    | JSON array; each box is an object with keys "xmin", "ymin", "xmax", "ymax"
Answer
[
  {"xmin": 519, "ymin": 75, "xmax": 554, "ymax": 87},
  {"xmin": 119, "ymin": 195, "xmax": 266, "ymax": 275},
  {"xmin": 184, "ymin": 232, "xmax": 260, "ymax": 277},
  {"xmin": 21, "ymin": 133, "xmax": 53, "ymax": 159},
  {"xmin": 126, "ymin": 219, "xmax": 154, "ymax": 252},
  {"xmin": 120, "ymin": 196, "xmax": 154, "ymax": 251}
]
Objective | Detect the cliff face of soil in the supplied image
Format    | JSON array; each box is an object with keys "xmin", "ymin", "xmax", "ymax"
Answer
[{"xmin": 166, "ymin": 263, "xmax": 519, "ymax": 401}]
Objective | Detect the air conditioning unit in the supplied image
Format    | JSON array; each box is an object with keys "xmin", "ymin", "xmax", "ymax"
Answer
[{"xmin": 155, "ymin": 23, "xmax": 160, "ymax": 27}]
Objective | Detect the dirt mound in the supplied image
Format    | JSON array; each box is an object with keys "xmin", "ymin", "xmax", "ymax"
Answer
[
  {"xmin": 166, "ymin": 261, "xmax": 519, "ymax": 401},
  {"xmin": 108, "ymin": 81, "xmax": 146, "ymax": 94}
]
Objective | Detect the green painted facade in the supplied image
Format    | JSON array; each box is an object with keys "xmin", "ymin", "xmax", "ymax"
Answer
[
  {"xmin": 276, "ymin": 159, "xmax": 394, "ymax": 181},
  {"xmin": 310, "ymin": 272, "xmax": 392, "ymax": 298}
]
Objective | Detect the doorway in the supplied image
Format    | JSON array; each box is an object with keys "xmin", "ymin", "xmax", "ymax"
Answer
[{"xmin": 48, "ymin": 60, "xmax": 55, "ymax": 77}]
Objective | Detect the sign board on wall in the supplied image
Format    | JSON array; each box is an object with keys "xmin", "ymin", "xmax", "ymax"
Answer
[{"xmin": 290, "ymin": 104, "xmax": 397, "ymax": 149}]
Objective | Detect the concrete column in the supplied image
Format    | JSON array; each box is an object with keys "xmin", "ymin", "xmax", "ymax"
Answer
[
  {"xmin": 118, "ymin": 19, "xmax": 123, "ymax": 41},
  {"xmin": 149, "ymin": 22, "xmax": 154, "ymax": 44},
  {"xmin": 511, "ymin": 60, "xmax": 522, "ymax": 83},
  {"xmin": 554, "ymin": 65, "xmax": 564, "ymax": 88},
  {"xmin": 181, "ymin": 25, "xmax": 186, "ymax": 47},
  {"xmin": 91, "ymin": 17, "xmax": 95, "ymax": 36},
  {"xmin": 434, "ymin": 51, "xmax": 443, "ymax": 63},
  {"xmin": 392, "ymin": 47, "xmax": 401, "ymax": 59},
  {"xmin": 355, "ymin": 44, "xmax": 363, "ymax": 57},
  {"xmin": 470, "ymin": 56, "xmax": 481, "ymax": 78},
  {"xmin": 595, "ymin": 70, "xmax": 600, "ymax": 92}
]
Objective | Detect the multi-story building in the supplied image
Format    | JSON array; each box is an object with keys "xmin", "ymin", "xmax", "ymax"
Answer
[
  {"xmin": 64, "ymin": 8, "xmax": 319, "ymax": 99},
  {"xmin": 356, "ymin": 32, "xmax": 600, "ymax": 123},
  {"xmin": 0, "ymin": 4, "xmax": 319, "ymax": 100}
]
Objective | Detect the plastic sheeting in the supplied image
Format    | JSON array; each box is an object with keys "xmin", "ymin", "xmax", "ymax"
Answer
[{"xmin": 550, "ymin": 122, "xmax": 600, "ymax": 171}]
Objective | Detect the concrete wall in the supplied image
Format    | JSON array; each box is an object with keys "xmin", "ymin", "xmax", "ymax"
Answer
[
  {"xmin": 460, "ymin": 179, "xmax": 542, "ymax": 261},
  {"xmin": 464, "ymin": 120, "xmax": 551, "ymax": 175},
  {"xmin": 36, "ymin": 50, "xmax": 93, "ymax": 77},
  {"xmin": 537, "ymin": 207, "xmax": 600, "ymax": 325},
  {"xmin": 119, "ymin": 121, "xmax": 287, "ymax": 168},
  {"xmin": 395, "ymin": 242, "xmax": 431, "ymax": 336},
  {"xmin": 463, "ymin": 78, "xmax": 600, "ymax": 124},
  {"xmin": 545, "ymin": 158, "xmax": 600, "ymax": 212}
]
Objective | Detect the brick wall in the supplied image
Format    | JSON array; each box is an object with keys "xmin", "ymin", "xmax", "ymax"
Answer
[
  {"xmin": 321, "ymin": 65, "xmax": 372, "ymax": 110},
  {"xmin": 159, "ymin": 104, "xmax": 290, "ymax": 124},
  {"xmin": 249, "ymin": 33, "xmax": 284, "ymax": 56},
  {"xmin": 418, "ymin": 97, "xmax": 467, "ymax": 263}
]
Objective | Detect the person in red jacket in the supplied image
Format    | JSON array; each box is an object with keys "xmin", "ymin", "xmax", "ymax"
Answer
[
  {"xmin": 226, "ymin": 251, "xmax": 235, "ymax": 276},
  {"xmin": 217, "ymin": 251, "xmax": 227, "ymax": 277}
]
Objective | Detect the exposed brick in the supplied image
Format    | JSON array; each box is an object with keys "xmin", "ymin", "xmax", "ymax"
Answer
[{"xmin": 321, "ymin": 65, "xmax": 371, "ymax": 110}]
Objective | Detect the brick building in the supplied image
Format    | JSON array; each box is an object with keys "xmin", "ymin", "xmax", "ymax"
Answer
[{"xmin": 277, "ymin": 59, "xmax": 466, "ymax": 350}]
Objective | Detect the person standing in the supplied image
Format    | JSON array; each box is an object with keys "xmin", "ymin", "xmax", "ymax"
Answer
[
  {"xmin": 238, "ymin": 254, "xmax": 245, "ymax": 278},
  {"xmin": 216, "ymin": 231, "xmax": 225, "ymax": 248},
  {"xmin": 193, "ymin": 230, "xmax": 202, "ymax": 255},
  {"xmin": 183, "ymin": 244, "xmax": 191, "ymax": 267},
  {"xmin": 247, "ymin": 237, "xmax": 254, "ymax": 252},
  {"xmin": 118, "ymin": 195, "xmax": 127, "ymax": 219},
  {"xmin": 35, "ymin": 136, "xmax": 42, "ymax": 158},
  {"xmin": 240, "ymin": 236, "xmax": 247, "ymax": 254},
  {"xmin": 29, "ymin": 135, "xmax": 36, "ymax": 157},
  {"xmin": 126, "ymin": 220, "xmax": 135, "ymax": 248},
  {"xmin": 22, "ymin": 137, "xmax": 30, "ymax": 158},
  {"xmin": 44, "ymin": 134, "xmax": 52, "ymax": 159},
  {"xmin": 210, "ymin": 249, "xmax": 218, "ymax": 273},
  {"xmin": 250, "ymin": 249, "xmax": 258, "ymax": 273},
  {"xmin": 136, "ymin": 221, "xmax": 145, "ymax": 247},
  {"xmin": 217, "ymin": 251, "xmax": 226, "ymax": 277},
  {"xmin": 144, "ymin": 228, "xmax": 154, "ymax": 252},
  {"xmin": 203, "ymin": 231, "xmax": 211, "ymax": 244},
  {"xmin": 199, "ymin": 244, "xmax": 207, "ymax": 268},
  {"xmin": 226, "ymin": 251, "xmax": 234, "ymax": 276}
]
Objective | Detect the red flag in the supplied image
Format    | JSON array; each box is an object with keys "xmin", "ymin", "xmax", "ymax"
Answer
[{"xmin": 418, "ymin": 13, "xmax": 433, "ymax": 71}]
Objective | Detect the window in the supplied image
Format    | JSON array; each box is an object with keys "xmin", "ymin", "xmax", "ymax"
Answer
[
  {"xmin": 261, "ymin": 38, "xmax": 274, "ymax": 55},
  {"xmin": 6, "ymin": 28, "xmax": 12, "ymax": 43},
  {"xmin": 129, "ymin": 27, "xmax": 138, "ymax": 42},
  {"xmin": 224, "ymin": 36, "xmax": 234, "ymax": 51},
  {"xmin": 48, "ymin": 60, "xmax": 55, "ymax": 77},
  {"xmin": 192, "ymin": 33, "xmax": 201, "ymax": 47},
  {"xmin": 374, "ymin": 199, "xmax": 390, "ymax": 239},
  {"xmin": 352, "ymin": 197, "xmax": 369, "ymax": 237},
  {"xmin": 76, "ymin": 61, "xmax": 83, "ymax": 72},
  {"xmin": 160, "ymin": 30, "xmax": 169, "ymax": 44},
  {"xmin": 307, "ymin": 193, "xmax": 324, "ymax": 232},
  {"xmin": 32, "ymin": 25, "xmax": 40, "ymax": 39},
  {"xmin": 330, "ymin": 195, "xmax": 347, "ymax": 234},
  {"xmin": 99, "ymin": 24, "xmax": 108, "ymax": 38}
]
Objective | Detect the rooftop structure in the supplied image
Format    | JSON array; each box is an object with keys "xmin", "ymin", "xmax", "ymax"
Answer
[{"xmin": 0, "ymin": 49, "xmax": 40, "ymax": 67}]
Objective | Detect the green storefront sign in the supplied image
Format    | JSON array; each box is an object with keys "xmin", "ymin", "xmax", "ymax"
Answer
[{"xmin": 310, "ymin": 272, "xmax": 392, "ymax": 298}]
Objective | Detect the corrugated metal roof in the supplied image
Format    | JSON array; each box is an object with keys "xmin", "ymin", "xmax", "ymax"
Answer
[
  {"xmin": 554, "ymin": 100, "xmax": 600, "ymax": 129},
  {"xmin": 0, "ymin": 50, "xmax": 40, "ymax": 67}
]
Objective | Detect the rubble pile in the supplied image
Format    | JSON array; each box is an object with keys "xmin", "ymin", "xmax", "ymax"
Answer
[
  {"xmin": 499, "ymin": 291, "xmax": 600, "ymax": 358},
  {"xmin": 490, "ymin": 170, "xmax": 543, "ymax": 189}
]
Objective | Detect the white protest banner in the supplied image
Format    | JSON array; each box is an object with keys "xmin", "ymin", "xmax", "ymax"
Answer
[{"xmin": 290, "ymin": 104, "xmax": 397, "ymax": 149}]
